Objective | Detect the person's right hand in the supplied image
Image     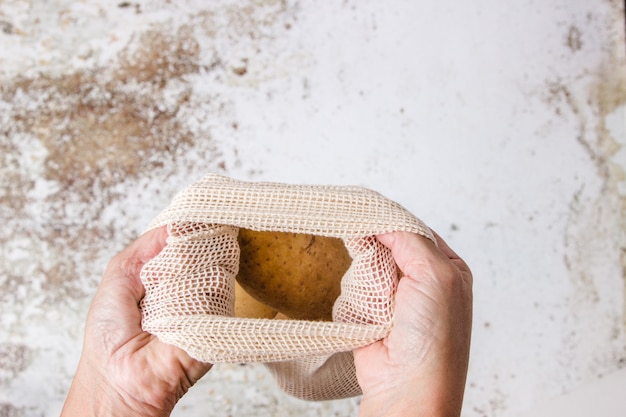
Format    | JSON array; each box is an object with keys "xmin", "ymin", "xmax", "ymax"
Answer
[{"xmin": 354, "ymin": 231, "xmax": 473, "ymax": 417}]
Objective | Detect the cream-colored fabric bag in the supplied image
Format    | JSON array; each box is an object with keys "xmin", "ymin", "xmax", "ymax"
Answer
[{"xmin": 140, "ymin": 174, "xmax": 434, "ymax": 400}]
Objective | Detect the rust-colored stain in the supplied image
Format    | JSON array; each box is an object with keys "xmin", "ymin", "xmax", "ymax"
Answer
[
  {"xmin": 0, "ymin": 343, "xmax": 32, "ymax": 380},
  {"xmin": 0, "ymin": 2, "xmax": 298, "ymax": 411},
  {"xmin": 0, "ymin": 26, "xmax": 205, "ymax": 302},
  {"xmin": 3, "ymin": 27, "xmax": 199, "ymax": 203}
]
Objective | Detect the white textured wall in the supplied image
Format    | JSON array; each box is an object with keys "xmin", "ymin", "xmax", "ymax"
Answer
[{"xmin": 1, "ymin": 1, "xmax": 624, "ymax": 416}]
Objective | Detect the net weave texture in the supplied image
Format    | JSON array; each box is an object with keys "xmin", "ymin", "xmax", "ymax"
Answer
[{"xmin": 140, "ymin": 174, "xmax": 434, "ymax": 400}]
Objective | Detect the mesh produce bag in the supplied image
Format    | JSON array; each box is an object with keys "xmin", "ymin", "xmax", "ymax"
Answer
[{"xmin": 140, "ymin": 174, "xmax": 434, "ymax": 400}]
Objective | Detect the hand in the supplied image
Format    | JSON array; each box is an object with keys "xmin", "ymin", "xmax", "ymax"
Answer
[
  {"xmin": 61, "ymin": 227, "xmax": 212, "ymax": 417},
  {"xmin": 354, "ymin": 231, "xmax": 473, "ymax": 417}
]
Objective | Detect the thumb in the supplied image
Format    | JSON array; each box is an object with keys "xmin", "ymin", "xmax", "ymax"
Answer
[
  {"xmin": 102, "ymin": 226, "xmax": 169, "ymax": 303},
  {"xmin": 377, "ymin": 231, "xmax": 472, "ymax": 288}
]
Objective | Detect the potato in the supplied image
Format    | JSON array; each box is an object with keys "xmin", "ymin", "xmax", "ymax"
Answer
[
  {"xmin": 234, "ymin": 281, "xmax": 278, "ymax": 318},
  {"xmin": 236, "ymin": 229, "xmax": 352, "ymax": 321}
]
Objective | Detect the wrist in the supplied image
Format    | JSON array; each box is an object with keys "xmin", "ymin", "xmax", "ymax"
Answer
[
  {"xmin": 61, "ymin": 357, "xmax": 174, "ymax": 417},
  {"xmin": 358, "ymin": 395, "xmax": 419, "ymax": 417},
  {"xmin": 359, "ymin": 394, "xmax": 458, "ymax": 417},
  {"xmin": 359, "ymin": 371, "xmax": 464, "ymax": 417},
  {"xmin": 359, "ymin": 392, "xmax": 458, "ymax": 417}
]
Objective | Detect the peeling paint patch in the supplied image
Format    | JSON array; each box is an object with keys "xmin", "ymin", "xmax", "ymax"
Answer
[
  {"xmin": 0, "ymin": 2, "xmax": 303, "ymax": 415},
  {"xmin": 530, "ymin": 0, "xmax": 626, "ymax": 394},
  {"xmin": 0, "ymin": 24, "xmax": 212, "ymax": 303},
  {"xmin": 566, "ymin": 25, "xmax": 583, "ymax": 52},
  {"xmin": 0, "ymin": 344, "xmax": 32, "ymax": 381},
  {"xmin": 2, "ymin": 26, "xmax": 201, "ymax": 201},
  {"xmin": 0, "ymin": 403, "xmax": 25, "ymax": 417}
]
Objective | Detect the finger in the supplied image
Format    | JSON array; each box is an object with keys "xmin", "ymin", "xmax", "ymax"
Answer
[
  {"xmin": 431, "ymin": 231, "xmax": 459, "ymax": 259},
  {"xmin": 431, "ymin": 231, "xmax": 472, "ymax": 279},
  {"xmin": 103, "ymin": 226, "xmax": 168, "ymax": 301},
  {"xmin": 376, "ymin": 231, "xmax": 472, "ymax": 286},
  {"xmin": 376, "ymin": 231, "xmax": 445, "ymax": 272},
  {"xmin": 124, "ymin": 226, "xmax": 169, "ymax": 267}
]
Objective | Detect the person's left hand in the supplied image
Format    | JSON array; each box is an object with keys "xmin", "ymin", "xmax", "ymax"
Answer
[{"xmin": 61, "ymin": 227, "xmax": 213, "ymax": 417}]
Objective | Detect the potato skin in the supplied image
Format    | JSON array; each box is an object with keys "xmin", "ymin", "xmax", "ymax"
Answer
[
  {"xmin": 236, "ymin": 229, "xmax": 352, "ymax": 321},
  {"xmin": 234, "ymin": 281, "xmax": 278, "ymax": 319}
]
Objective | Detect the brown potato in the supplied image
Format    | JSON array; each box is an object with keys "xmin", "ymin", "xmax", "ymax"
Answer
[
  {"xmin": 234, "ymin": 281, "xmax": 278, "ymax": 319},
  {"xmin": 236, "ymin": 229, "xmax": 352, "ymax": 321}
]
